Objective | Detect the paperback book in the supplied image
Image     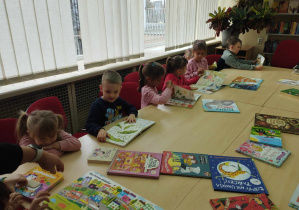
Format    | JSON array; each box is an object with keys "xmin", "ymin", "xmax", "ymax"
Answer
[
  {"xmin": 277, "ymin": 79, "xmax": 299, "ymax": 86},
  {"xmin": 208, "ymin": 155, "xmax": 268, "ymax": 194},
  {"xmin": 230, "ymin": 76, "xmax": 264, "ymax": 91},
  {"xmin": 236, "ymin": 140, "xmax": 291, "ymax": 167},
  {"xmin": 255, "ymin": 113, "xmax": 299, "ymax": 135},
  {"xmin": 106, "ymin": 118, "xmax": 155, "ymax": 147},
  {"xmin": 166, "ymin": 85, "xmax": 201, "ymax": 108},
  {"xmin": 210, "ymin": 193, "xmax": 278, "ymax": 210},
  {"xmin": 15, "ymin": 166, "xmax": 63, "ymax": 200},
  {"xmin": 280, "ymin": 88, "xmax": 299, "ymax": 99},
  {"xmin": 202, "ymin": 99, "xmax": 240, "ymax": 113},
  {"xmin": 160, "ymin": 151, "xmax": 211, "ymax": 178},
  {"xmin": 256, "ymin": 54, "xmax": 265, "ymax": 66},
  {"xmin": 250, "ymin": 126, "xmax": 282, "ymax": 147},
  {"xmin": 87, "ymin": 147, "xmax": 118, "ymax": 163},
  {"xmin": 289, "ymin": 184, "xmax": 299, "ymax": 209},
  {"xmin": 107, "ymin": 150, "xmax": 162, "ymax": 179},
  {"xmin": 47, "ymin": 171, "xmax": 163, "ymax": 210}
]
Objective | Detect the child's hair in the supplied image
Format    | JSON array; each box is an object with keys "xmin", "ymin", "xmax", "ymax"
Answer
[
  {"xmin": 0, "ymin": 182, "xmax": 9, "ymax": 210},
  {"xmin": 166, "ymin": 56, "xmax": 188, "ymax": 74},
  {"xmin": 192, "ymin": 40, "xmax": 207, "ymax": 52},
  {"xmin": 226, "ymin": 36, "xmax": 242, "ymax": 49},
  {"xmin": 101, "ymin": 70, "xmax": 122, "ymax": 85},
  {"xmin": 16, "ymin": 110, "xmax": 64, "ymax": 143},
  {"xmin": 138, "ymin": 62, "xmax": 165, "ymax": 92},
  {"xmin": 184, "ymin": 48, "xmax": 193, "ymax": 60}
]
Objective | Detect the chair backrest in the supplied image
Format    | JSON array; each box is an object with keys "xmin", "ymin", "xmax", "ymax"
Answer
[
  {"xmin": 26, "ymin": 96, "xmax": 68, "ymax": 127},
  {"xmin": 0, "ymin": 118, "xmax": 18, "ymax": 144},
  {"xmin": 124, "ymin": 72, "xmax": 139, "ymax": 83},
  {"xmin": 205, "ymin": 54, "xmax": 222, "ymax": 65},
  {"xmin": 271, "ymin": 40, "xmax": 299, "ymax": 69}
]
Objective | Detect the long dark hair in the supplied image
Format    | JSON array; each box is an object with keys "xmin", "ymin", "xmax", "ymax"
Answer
[
  {"xmin": 166, "ymin": 56, "xmax": 188, "ymax": 75},
  {"xmin": 138, "ymin": 62, "xmax": 165, "ymax": 92}
]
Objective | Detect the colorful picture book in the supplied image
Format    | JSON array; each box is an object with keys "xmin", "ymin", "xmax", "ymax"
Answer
[
  {"xmin": 202, "ymin": 99, "xmax": 240, "ymax": 113},
  {"xmin": 280, "ymin": 88, "xmax": 299, "ymax": 99},
  {"xmin": 106, "ymin": 118, "xmax": 155, "ymax": 147},
  {"xmin": 277, "ymin": 79, "xmax": 299, "ymax": 86},
  {"xmin": 15, "ymin": 166, "xmax": 63, "ymax": 200},
  {"xmin": 208, "ymin": 155, "xmax": 268, "ymax": 194},
  {"xmin": 166, "ymin": 85, "xmax": 201, "ymax": 108},
  {"xmin": 190, "ymin": 70, "xmax": 227, "ymax": 94},
  {"xmin": 289, "ymin": 184, "xmax": 299, "ymax": 209},
  {"xmin": 255, "ymin": 113, "xmax": 299, "ymax": 135},
  {"xmin": 107, "ymin": 150, "xmax": 162, "ymax": 179},
  {"xmin": 256, "ymin": 54, "xmax": 265, "ymax": 66},
  {"xmin": 230, "ymin": 76, "xmax": 264, "ymax": 91},
  {"xmin": 236, "ymin": 140, "xmax": 291, "ymax": 167},
  {"xmin": 87, "ymin": 147, "xmax": 118, "ymax": 163},
  {"xmin": 47, "ymin": 171, "xmax": 162, "ymax": 210},
  {"xmin": 160, "ymin": 151, "xmax": 211, "ymax": 178},
  {"xmin": 210, "ymin": 193, "xmax": 278, "ymax": 210},
  {"xmin": 250, "ymin": 126, "xmax": 282, "ymax": 147}
]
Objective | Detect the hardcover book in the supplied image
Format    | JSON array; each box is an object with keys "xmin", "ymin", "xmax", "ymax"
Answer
[
  {"xmin": 250, "ymin": 126, "xmax": 282, "ymax": 147},
  {"xmin": 87, "ymin": 147, "xmax": 118, "ymax": 163},
  {"xmin": 15, "ymin": 166, "xmax": 63, "ymax": 200},
  {"xmin": 106, "ymin": 118, "xmax": 155, "ymax": 147},
  {"xmin": 210, "ymin": 193, "xmax": 278, "ymax": 210},
  {"xmin": 166, "ymin": 85, "xmax": 201, "ymax": 108},
  {"xmin": 236, "ymin": 140, "xmax": 291, "ymax": 167},
  {"xmin": 160, "ymin": 151, "xmax": 211, "ymax": 178},
  {"xmin": 47, "ymin": 171, "xmax": 163, "ymax": 210},
  {"xmin": 280, "ymin": 88, "xmax": 299, "ymax": 99},
  {"xmin": 277, "ymin": 79, "xmax": 299, "ymax": 86},
  {"xmin": 202, "ymin": 99, "xmax": 240, "ymax": 113},
  {"xmin": 208, "ymin": 155, "xmax": 268, "ymax": 194},
  {"xmin": 107, "ymin": 150, "xmax": 162, "ymax": 179},
  {"xmin": 289, "ymin": 184, "xmax": 299, "ymax": 209},
  {"xmin": 255, "ymin": 113, "xmax": 299, "ymax": 135},
  {"xmin": 230, "ymin": 76, "xmax": 264, "ymax": 91}
]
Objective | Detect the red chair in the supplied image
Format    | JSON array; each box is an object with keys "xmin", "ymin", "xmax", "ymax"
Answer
[
  {"xmin": 124, "ymin": 72, "xmax": 139, "ymax": 83},
  {"xmin": 0, "ymin": 118, "xmax": 18, "ymax": 144},
  {"xmin": 205, "ymin": 54, "xmax": 222, "ymax": 65},
  {"xmin": 271, "ymin": 40, "xmax": 299, "ymax": 69}
]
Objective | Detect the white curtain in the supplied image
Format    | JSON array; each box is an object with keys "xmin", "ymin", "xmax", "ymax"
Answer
[{"xmin": 78, "ymin": 0, "xmax": 144, "ymax": 68}]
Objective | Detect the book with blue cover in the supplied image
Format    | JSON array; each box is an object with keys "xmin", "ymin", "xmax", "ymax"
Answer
[
  {"xmin": 250, "ymin": 126, "xmax": 282, "ymax": 147},
  {"xmin": 202, "ymin": 99, "xmax": 240, "ymax": 113},
  {"xmin": 230, "ymin": 76, "xmax": 264, "ymax": 91},
  {"xmin": 208, "ymin": 155, "xmax": 268, "ymax": 195}
]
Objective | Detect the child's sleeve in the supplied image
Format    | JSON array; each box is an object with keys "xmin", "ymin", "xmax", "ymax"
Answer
[
  {"xmin": 185, "ymin": 76, "xmax": 199, "ymax": 86},
  {"xmin": 18, "ymin": 135, "xmax": 35, "ymax": 146},
  {"xmin": 185, "ymin": 62, "xmax": 198, "ymax": 80},
  {"xmin": 203, "ymin": 58, "xmax": 209, "ymax": 70},
  {"xmin": 146, "ymin": 88, "xmax": 172, "ymax": 105},
  {"xmin": 85, "ymin": 102, "xmax": 104, "ymax": 137},
  {"xmin": 58, "ymin": 130, "xmax": 81, "ymax": 152},
  {"xmin": 120, "ymin": 98, "xmax": 138, "ymax": 116},
  {"xmin": 225, "ymin": 55, "xmax": 255, "ymax": 70}
]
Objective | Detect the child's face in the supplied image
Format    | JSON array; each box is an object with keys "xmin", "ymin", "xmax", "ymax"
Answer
[
  {"xmin": 176, "ymin": 66, "xmax": 187, "ymax": 77},
  {"xmin": 193, "ymin": 50, "xmax": 205, "ymax": 62},
  {"xmin": 146, "ymin": 75, "xmax": 164, "ymax": 88},
  {"xmin": 31, "ymin": 132, "xmax": 58, "ymax": 146},
  {"xmin": 100, "ymin": 81, "xmax": 122, "ymax": 103},
  {"xmin": 229, "ymin": 42, "xmax": 242, "ymax": 54}
]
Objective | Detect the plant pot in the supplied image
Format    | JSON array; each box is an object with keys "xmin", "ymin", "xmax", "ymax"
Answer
[{"xmin": 221, "ymin": 29, "xmax": 240, "ymax": 48}]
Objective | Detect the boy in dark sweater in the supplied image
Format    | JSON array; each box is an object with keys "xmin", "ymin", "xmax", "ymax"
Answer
[{"xmin": 86, "ymin": 70, "xmax": 138, "ymax": 141}]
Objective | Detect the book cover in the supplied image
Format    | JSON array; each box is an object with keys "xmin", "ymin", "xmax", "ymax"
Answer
[
  {"xmin": 280, "ymin": 88, "xmax": 299, "ymax": 99},
  {"xmin": 292, "ymin": 69, "xmax": 299, "ymax": 75},
  {"xmin": 230, "ymin": 83, "xmax": 261, "ymax": 91},
  {"xmin": 277, "ymin": 79, "xmax": 299, "ymax": 86},
  {"xmin": 256, "ymin": 54, "xmax": 265, "ymax": 66},
  {"xmin": 208, "ymin": 155, "xmax": 268, "ymax": 194},
  {"xmin": 15, "ymin": 166, "xmax": 63, "ymax": 200},
  {"xmin": 87, "ymin": 147, "xmax": 118, "ymax": 163},
  {"xmin": 236, "ymin": 140, "xmax": 291, "ymax": 167},
  {"xmin": 160, "ymin": 151, "xmax": 211, "ymax": 178},
  {"xmin": 107, "ymin": 150, "xmax": 162, "ymax": 179},
  {"xmin": 255, "ymin": 113, "xmax": 299, "ymax": 135},
  {"xmin": 202, "ymin": 99, "xmax": 240, "ymax": 113},
  {"xmin": 250, "ymin": 126, "xmax": 282, "ymax": 147},
  {"xmin": 230, "ymin": 76, "xmax": 263, "ymax": 91},
  {"xmin": 289, "ymin": 184, "xmax": 299, "ymax": 209},
  {"xmin": 47, "ymin": 171, "xmax": 163, "ymax": 210},
  {"xmin": 166, "ymin": 85, "xmax": 201, "ymax": 108},
  {"xmin": 105, "ymin": 118, "xmax": 155, "ymax": 147},
  {"xmin": 210, "ymin": 193, "xmax": 278, "ymax": 210}
]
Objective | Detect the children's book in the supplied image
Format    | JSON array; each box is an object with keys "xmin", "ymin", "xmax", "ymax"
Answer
[
  {"xmin": 250, "ymin": 126, "xmax": 282, "ymax": 147},
  {"xmin": 107, "ymin": 150, "xmax": 162, "ymax": 179},
  {"xmin": 255, "ymin": 113, "xmax": 299, "ymax": 135},
  {"xmin": 210, "ymin": 193, "xmax": 278, "ymax": 210},
  {"xmin": 208, "ymin": 155, "xmax": 268, "ymax": 194},
  {"xmin": 87, "ymin": 147, "xmax": 118, "ymax": 163},
  {"xmin": 166, "ymin": 85, "xmax": 201, "ymax": 108},
  {"xmin": 277, "ymin": 79, "xmax": 299, "ymax": 86},
  {"xmin": 280, "ymin": 88, "xmax": 299, "ymax": 99},
  {"xmin": 230, "ymin": 76, "xmax": 264, "ymax": 91},
  {"xmin": 202, "ymin": 99, "xmax": 240, "ymax": 113},
  {"xmin": 256, "ymin": 54, "xmax": 265, "ymax": 66},
  {"xmin": 292, "ymin": 69, "xmax": 299, "ymax": 75},
  {"xmin": 15, "ymin": 166, "xmax": 63, "ymax": 200},
  {"xmin": 160, "ymin": 151, "xmax": 211, "ymax": 178},
  {"xmin": 236, "ymin": 140, "xmax": 291, "ymax": 167},
  {"xmin": 289, "ymin": 184, "xmax": 299, "ymax": 209},
  {"xmin": 190, "ymin": 70, "xmax": 227, "ymax": 94},
  {"xmin": 105, "ymin": 118, "xmax": 155, "ymax": 147},
  {"xmin": 47, "ymin": 171, "xmax": 163, "ymax": 210}
]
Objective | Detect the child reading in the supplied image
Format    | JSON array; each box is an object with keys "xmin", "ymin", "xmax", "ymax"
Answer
[
  {"xmin": 86, "ymin": 70, "xmax": 138, "ymax": 142},
  {"xmin": 185, "ymin": 40, "xmax": 209, "ymax": 80},
  {"xmin": 17, "ymin": 110, "xmax": 81, "ymax": 157},
  {"xmin": 163, "ymin": 56, "xmax": 199, "ymax": 91},
  {"xmin": 217, "ymin": 36, "xmax": 263, "ymax": 71},
  {"xmin": 138, "ymin": 62, "xmax": 173, "ymax": 108}
]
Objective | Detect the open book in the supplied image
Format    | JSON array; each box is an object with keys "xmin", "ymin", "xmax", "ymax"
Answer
[
  {"xmin": 256, "ymin": 54, "xmax": 265, "ymax": 66},
  {"xmin": 105, "ymin": 118, "xmax": 155, "ymax": 147},
  {"xmin": 166, "ymin": 85, "xmax": 201, "ymax": 108}
]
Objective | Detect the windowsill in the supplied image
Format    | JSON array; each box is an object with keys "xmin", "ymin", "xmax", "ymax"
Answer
[{"xmin": 0, "ymin": 39, "xmax": 220, "ymax": 99}]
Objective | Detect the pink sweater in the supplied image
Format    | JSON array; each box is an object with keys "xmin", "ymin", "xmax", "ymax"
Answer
[
  {"xmin": 185, "ymin": 58, "xmax": 209, "ymax": 80},
  {"xmin": 163, "ymin": 73, "xmax": 199, "ymax": 91},
  {"xmin": 19, "ymin": 130, "xmax": 81, "ymax": 156},
  {"xmin": 141, "ymin": 86, "xmax": 172, "ymax": 108}
]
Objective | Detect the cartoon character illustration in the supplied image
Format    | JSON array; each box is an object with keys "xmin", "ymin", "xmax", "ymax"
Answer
[
  {"xmin": 180, "ymin": 166, "xmax": 200, "ymax": 174},
  {"xmin": 205, "ymin": 100, "xmax": 234, "ymax": 109},
  {"xmin": 216, "ymin": 161, "xmax": 254, "ymax": 180},
  {"xmin": 105, "ymin": 108, "xmax": 115, "ymax": 125}
]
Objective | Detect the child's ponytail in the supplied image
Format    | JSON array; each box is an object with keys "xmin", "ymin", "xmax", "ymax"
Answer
[
  {"xmin": 138, "ymin": 64, "xmax": 145, "ymax": 92},
  {"xmin": 56, "ymin": 114, "xmax": 65, "ymax": 130},
  {"xmin": 166, "ymin": 57, "xmax": 173, "ymax": 74},
  {"xmin": 16, "ymin": 111, "xmax": 29, "ymax": 143}
]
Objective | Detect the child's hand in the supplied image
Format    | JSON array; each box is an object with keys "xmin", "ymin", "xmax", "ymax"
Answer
[
  {"xmin": 190, "ymin": 86, "xmax": 198, "ymax": 90},
  {"xmin": 124, "ymin": 114, "xmax": 136, "ymax": 123},
  {"xmin": 197, "ymin": 68, "xmax": 205, "ymax": 75},
  {"xmin": 29, "ymin": 191, "xmax": 50, "ymax": 210},
  {"xmin": 255, "ymin": 65, "xmax": 263, "ymax": 70},
  {"xmin": 3, "ymin": 174, "xmax": 27, "ymax": 192},
  {"xmin": 97, "ymin": 128, "xmax": 109, "ymax": 142},
  {"xmin": 36, "ymin": 151, "xmax": 64, "ymax": 174},
  {"xmin": 43, "ymin": 142, "xmax": 61, "ymax": 150},
  {"xmin": 7, "ymin": 193, "xmax": 24, "ymax": 210},
  {"xmin": 166, "ymin": 80, "xmax": 173, "ymax": 89}
]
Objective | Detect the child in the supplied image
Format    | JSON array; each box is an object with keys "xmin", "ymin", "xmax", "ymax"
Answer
[
  {"xmin": 86, "ymin": 70, "xmax": 138, "ymax": 142},
  {"xmin": 185, "ymin": 40, "xmax": 209, "ymax": 80},
  {"xmin": 184, "ymin": 48, "xmax": 193, "ymax": 61},
  {"xmin": 163, "ymin": 56, "xmax": 199, "ymax": 91},
  {"xmin": 138, "ymin": 62, "xmax": 174, "ymax": 108},
  {"xmin": 17, "ymin": 110, "xmax": 81, "ymax": 157},
  {"xmin": 217, "ymin": 36, "xmax": 263, "ymax": 71}
]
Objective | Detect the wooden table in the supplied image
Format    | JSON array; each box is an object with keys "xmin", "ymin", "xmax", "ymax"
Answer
[{"xmin": 12, "ymin": 66, "xmax": 299, "ymax": 210}]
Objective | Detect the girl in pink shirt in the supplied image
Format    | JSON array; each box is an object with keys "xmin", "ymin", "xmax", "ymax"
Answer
[
  {"xmin": 139, "ymin": 62, "xmax": 173, "ymax": 108},
  {"xmin": 16, "ymin": 110, "xmax": 81, "ymax": 156},
  {"xmin": 185, "ymin": 40, "xmax": 209, "ymax": 80}
]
